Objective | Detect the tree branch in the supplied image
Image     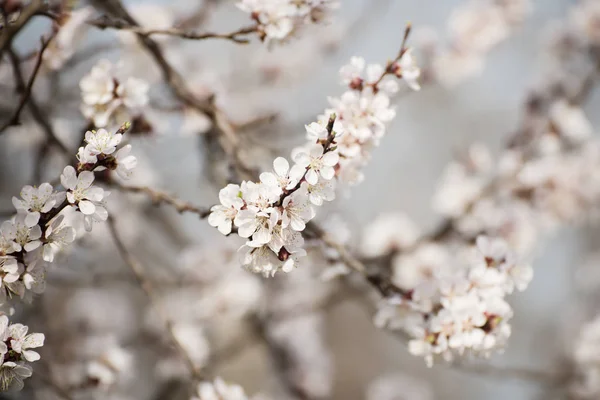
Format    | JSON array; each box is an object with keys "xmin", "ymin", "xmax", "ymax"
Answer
[
  {"xmin": 0, "ymin": 0, "xmax": 47, "ymax": 58},
  {"xmin": 110, "ymin": 181, "xmax": 211, "ymax": 219},
  {"xmin": 5, "ymin": 47, "xmax": 70, "ymax": 156},
  {"xmin": 88, "ymin": 15, "xmax": 257, "ymax": 44},
  {"xmin": 0, "ymin": 33, "xmax": 55, "ymax": 134}
]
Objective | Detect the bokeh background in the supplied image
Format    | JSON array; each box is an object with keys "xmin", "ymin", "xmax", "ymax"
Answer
[{"xmin": 1, "ymin": 0, "xmax": 598, "ymax": 399}]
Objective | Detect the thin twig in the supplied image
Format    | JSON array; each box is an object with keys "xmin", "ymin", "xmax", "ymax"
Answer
[
  {"xmin": 106, "ymin": 215, "xmax": 206, "ymax": 381},
  {"xmin": 88, "ymin": 15, "xmax": 257, "ymax": 44},
  {"xmin": 5, "ymin": 47, "xmax": 70, "ymax": 156},
  {"xmin": 0, "ymin": 0, "xmax": 47, "ymax": 58},
  {"xmin": 0, "ymin": 33, "xmax": 55, "ymax": 134},
  {"xmin": 110, "ymin": 181, "xmax": 211, "ymax": 218},
  {"xmin": 90, "ymin": 0, "xmax": 256, "ymax": 181}
]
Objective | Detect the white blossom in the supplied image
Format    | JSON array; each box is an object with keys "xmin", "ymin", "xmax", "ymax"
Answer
[
  {"xmin": 6, "ymin": 324, "xmax": 44, "ymax": 362},
  {"xmin": 43, "ymin": 216, "xmax": 76, "ymax": 263},
  {"xmin": 192, "ymin": 377, "xmax": 248, "ymax": 400},
  {"xmin": 208, "ymin": 184, "xmax": 244, "ymax": 235},
  {"xmin": 291, "ymin": 144, "xmax": 339, "ymax": 185},
  {"xmin": 259, "ymin": 157, "xmax": 304, "ymax": 193},
  {"xmin": 84, "ymin": 128, "xmax": 123, "ymax": 156},
  {"xmin": 80, "ymin": 60, "xmax": 149, "ymax": 128},
  {"xmin": 397, "ymin": 48, "xmax": 422, "ymax": 91},
  {"xmin": 43, "ymin": 7, "xmax": 94, "ymax": 70},
  {"xmin": 12, "ymin": 183, "xmax": 64, "ymax": 221},
  {"xmin": 0, "ymin": 214, "xmax": 42, "ymax": 253},
  {"xmin": 114, "ymin": 144, "xmax": 138, "ymax": 179},
  {"xmin": 280, "ymin": 186, "xmax": 315, "ymax": 231}
]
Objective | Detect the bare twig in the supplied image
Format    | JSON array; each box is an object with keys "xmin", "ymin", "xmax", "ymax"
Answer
[
  {"xmin": 0, "ymin": 0, "xmax": 47, "ymax": 58},
  {"xmin": 88, "ymin": 15, "xmax": 257, "ymax": 44},
  {"xmin": 110, "ymin": 181, "xmax": 211, "ymax": 218},
  {"xmin": 5, "ymin": 47, "xmax": 70, "ymax": 156},
  {"xmin": 106, "ymin": 215, "xmax": 206, "ymax": 381},
  {"xmin": 0, "ymin": 34, "xmax": 55, "ymax": 134}
]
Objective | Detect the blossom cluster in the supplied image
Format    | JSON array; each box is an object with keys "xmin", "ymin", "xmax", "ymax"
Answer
[
  {"xmin": 237, "ymin": 0, "xmax": 339, "ymax": 43},
  {"xmin": 80, "ymin": 60, "xmax": 149, "ymax": 128},
  {"xmin": 0, "ymin": 315, "xmax": 44, "ymax": 391},
  {"xmin": 0, "ymin": 125, "xmax": 136, "ymax": 302},
  {"xmin": 571, "ymin": 314, "xmax": 600, "ymax": 399},
  {"xmin": 434, "ymin": 101, "xmax": 600, "ymax": 256},
  {"xmin": 418, "ymin": 0, "xmax": 532, "ymax": 87},
  {"xmin": 0, "ymin": 123, "xmax": 136, "ymax": 390},
  {"xmin": 374, "ymin": 236, "xmax": 532, "ymax": 367},
  {"xmin": 209, "ymin": 47, "xmax": 421, "ymax": 276},
  {"xmin": 43, "ymin": 6, "xmax": 94, "ymax": 70}
]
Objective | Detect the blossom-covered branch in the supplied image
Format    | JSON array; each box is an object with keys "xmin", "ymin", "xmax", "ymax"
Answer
[
  {"xmin": 208, "ymin": 27, "xmax": 421, "ymax": 276},
  {"xmin": 0, "ymin": 122, "xmax": 138, "ymax": 390}
]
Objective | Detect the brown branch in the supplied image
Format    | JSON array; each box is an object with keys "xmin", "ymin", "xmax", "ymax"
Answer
[
  {"xmin": 5, "ymin": 47, "xmax": 70, "ymax": 157},
  {"xmin": 90, "ymin": 0, "xmax": 256, "ymax": 181},
  {"xmin": 110, "ymin": 181, "xmax": 211, "ymax": 219},
  {"xmin": 106, "ymin": 215, "xmax": 206, "ymax": 381},
  {"xmin": 0, "ymin": 0, "xmax": 47, "ymax": 58},
  {"xmin": 88, "ymin": 15, "xmax": 257, "ymax": 44},
  {"xmin": 0, "ymin": 33, "xmax": 55, "ymax": 134}
]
